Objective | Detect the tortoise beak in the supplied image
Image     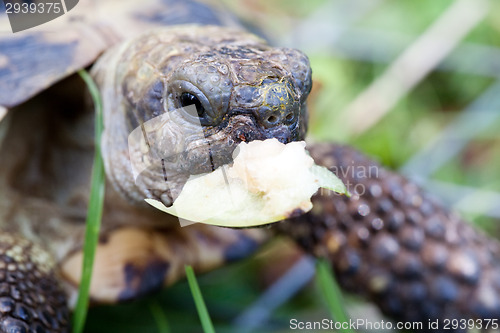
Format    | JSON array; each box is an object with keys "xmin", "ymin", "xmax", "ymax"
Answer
[{"xmin": 262, "ymin": 125, "xmax": 294, "ymax": 144}]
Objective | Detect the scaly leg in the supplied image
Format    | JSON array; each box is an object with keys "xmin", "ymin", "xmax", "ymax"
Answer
[
  {"xmin": 0, "ymin": 233, "xmax": 70, "ymax": 332},
  {"xmin": 60, "ymin": 224, "xmax": 267, "ymax": 305},
  {"xmin": 278, "ymin": 143, "xmax": 500, "ymax": 330}
]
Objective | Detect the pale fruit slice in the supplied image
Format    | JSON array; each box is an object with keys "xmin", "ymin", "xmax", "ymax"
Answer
[{"xmin": 145, "ymin": 139, "xmax": 347, "ymax": 227}]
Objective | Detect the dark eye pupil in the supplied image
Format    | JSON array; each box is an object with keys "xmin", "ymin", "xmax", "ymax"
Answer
[{"xmin": 180, "ymin": 92, "xmax": 205, "ymax": 118}]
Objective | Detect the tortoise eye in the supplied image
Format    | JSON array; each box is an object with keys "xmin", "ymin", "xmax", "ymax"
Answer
[{"xmin": 180, "ymin": 92, "xmax": 206, "ymax": 118}]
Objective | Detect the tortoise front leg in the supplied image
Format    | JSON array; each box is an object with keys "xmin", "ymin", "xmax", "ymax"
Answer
[
  {"xmin": 278, "ymin": 143, "xmax": 500, "ymax": 328},
  {"xmin": 0, "ymin": 233, "xmax": 70, "ymax": 332},
  {"xmin": 60, "ymin": 225, "xmax": 267, "ymax": 304}
]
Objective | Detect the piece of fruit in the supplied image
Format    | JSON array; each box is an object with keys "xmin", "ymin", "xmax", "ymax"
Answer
[{"xmin": 146, "ymin": 139, "xmax": 347, "ymax": 227}]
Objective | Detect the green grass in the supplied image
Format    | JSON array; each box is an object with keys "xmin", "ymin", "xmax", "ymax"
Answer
[
  {"xmin": 316, "ymin": 259, "xmax": 355, "ymax": 333},
  {"xmin": 73, "ymin": 70, "xmax": 106, "ymax": 333},
  {"xmin": 149, "ymin": 301, "xmax": 171, "ymax": 333},
  {"xmin": 185, "ymin": 265, "xmax": 216, "ymax": 333}
]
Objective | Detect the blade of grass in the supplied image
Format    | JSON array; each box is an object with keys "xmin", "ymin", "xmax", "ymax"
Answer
[
  {"xmin": 185, "ymin": 265, "xmax": 216, "ymax": 333},
  {"xmin": 316, "ymin": 258, "xmax": 355, "ymax": 333},
  {"xmin": 73, "ymin": 70, "xmax": 105, "ymax": 333},
  {"xmin": 149, "ymin": 301, "xmax": 171, "ymax": 333}
]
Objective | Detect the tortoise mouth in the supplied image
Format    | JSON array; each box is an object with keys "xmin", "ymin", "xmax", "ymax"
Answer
[
  {"xmin": 129, "ymin": 113, "xmax": 297, "ymax": 207},
  {"xmin": 174, "ymin": 113, "xmax": 297, "ymax": 174}
]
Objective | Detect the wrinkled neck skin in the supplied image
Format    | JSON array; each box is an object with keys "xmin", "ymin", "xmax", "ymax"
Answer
[{"xmin": 94, "ymin": 25, "xmax": 311, "ymax": 208}]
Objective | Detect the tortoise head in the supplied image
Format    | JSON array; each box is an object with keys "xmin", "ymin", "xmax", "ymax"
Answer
[
  {"xmin": 95, "ymin": 26, "xmax": 312, "ymax": 207},
  {"xmin": 166, "ymin": 42, "xmax": 312, "ymax": 142}
]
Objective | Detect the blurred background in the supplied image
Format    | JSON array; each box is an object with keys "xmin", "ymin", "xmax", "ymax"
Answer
[{"xmin": 85, "ymin": 0, "xmax": 500, "ymax": 332}]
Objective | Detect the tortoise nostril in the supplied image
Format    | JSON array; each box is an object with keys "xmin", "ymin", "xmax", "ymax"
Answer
[
  {"xmin": 267, "ymin": 115, "xmax": 278, "ymax": 124},
  {"xmin": 285, "ymin": 113, "xmax": 294, "ymax": 122}
]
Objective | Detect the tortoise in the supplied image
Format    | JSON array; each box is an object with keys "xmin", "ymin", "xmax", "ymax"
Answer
[{"xmin": 0, "ymin": 0, "xmax": 500, "ymax": 332}]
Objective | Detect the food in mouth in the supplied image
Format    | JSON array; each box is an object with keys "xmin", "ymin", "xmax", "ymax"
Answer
[{"xmin": 146, "ymin": 138, "xmax": 347, "ymax": 227}]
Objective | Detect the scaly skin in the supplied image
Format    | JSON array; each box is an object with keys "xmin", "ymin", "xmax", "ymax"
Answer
[
  {"xmin": 278, "ymin": 144, "xmax": 500, "ymax": 331},
  {"xmin": 0, "ymin": 234, "xmax": 69, "ymax": 333}
]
